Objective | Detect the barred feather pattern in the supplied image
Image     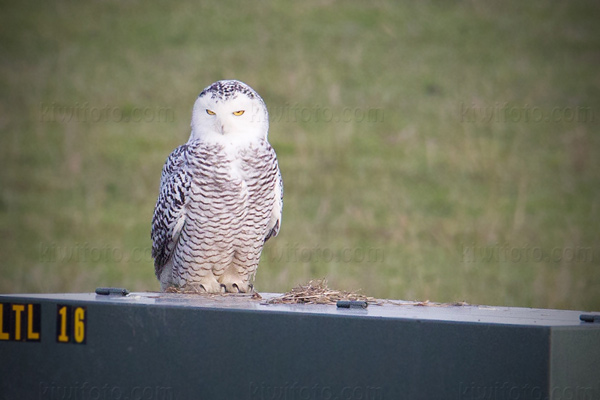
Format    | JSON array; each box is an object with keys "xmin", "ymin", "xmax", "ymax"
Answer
[
  {"xmin": 151, "ymin": 138, "xmax": 281, "ymax": 292},
  {"xmin": 151, "ymin": 144, "xmax": 191, "ymax": 271}
]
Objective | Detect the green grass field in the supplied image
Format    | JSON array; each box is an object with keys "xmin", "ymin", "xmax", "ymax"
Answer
[{"xmin": 1, "ymin": 1, "xmax": 599, "ymax": 310}]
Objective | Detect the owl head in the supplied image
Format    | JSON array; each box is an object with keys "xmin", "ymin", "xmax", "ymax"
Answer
[{"xmin": 190, "ymin": 80, "xmax": 269, "ymax": 143}]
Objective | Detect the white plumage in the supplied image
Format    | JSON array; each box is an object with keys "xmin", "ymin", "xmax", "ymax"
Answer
[{"xmin": 151, "ymin": 80, "xmax": 282, "ymax": 293}]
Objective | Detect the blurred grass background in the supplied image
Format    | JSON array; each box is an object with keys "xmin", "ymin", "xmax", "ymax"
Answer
[{"xmin": 1, "ymin": 1, "xmax": 599, "ymax": 310}]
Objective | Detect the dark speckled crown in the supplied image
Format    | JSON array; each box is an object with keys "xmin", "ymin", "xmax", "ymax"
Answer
[{"xmin": 199, "ymin": 80, "xmax": 258, "ymax": 101}]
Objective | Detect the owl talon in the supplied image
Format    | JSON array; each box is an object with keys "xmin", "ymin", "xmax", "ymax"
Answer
[
  {"xmin": 184, "ymin": 279, "xmax": 224, "ymax": 294},
  {"xmin": 231, "ymin": 283, "xmax": 254, "ymax": 293},
  {"xmin": 190, "ymin": 284, "xmax": 207, "ymax": 293},
  {"xmin": 221, "ymin": 280, "xmax": 251, "ymax": 293}
]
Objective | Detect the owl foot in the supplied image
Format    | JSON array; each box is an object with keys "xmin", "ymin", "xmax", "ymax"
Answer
[
  {"xmin": 184, "ymin": 278, "xmax": 224, "ymax": 294},
  {"xmin": 220, "ymin": 279, "xmax": 253, "ymax": 293}
]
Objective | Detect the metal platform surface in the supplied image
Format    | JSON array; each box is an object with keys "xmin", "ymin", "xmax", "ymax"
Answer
[
  {"xmin": 1, "ymin": 291, "xmax": 595, "ymax": 326},
  {"xmin": 1, "ymin": 291, "xmax": 599, "ymax": 400}
]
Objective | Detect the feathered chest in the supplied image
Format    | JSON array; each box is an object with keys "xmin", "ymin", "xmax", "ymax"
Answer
[{"xmin": 185, "ymin": 140, "xmax": 277, "ymax": 206}]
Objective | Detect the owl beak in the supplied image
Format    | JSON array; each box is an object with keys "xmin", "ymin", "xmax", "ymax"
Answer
[{"xmin": 215, "ymin": 117, "xmax": 226, "ymax": 135}]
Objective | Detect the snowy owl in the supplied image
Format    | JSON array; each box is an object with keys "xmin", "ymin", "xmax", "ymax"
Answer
[{"xmin": 151, "ymin": 80, "xmax": 283, "ymax": 293}]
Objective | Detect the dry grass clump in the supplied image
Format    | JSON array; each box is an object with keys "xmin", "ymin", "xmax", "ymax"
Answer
[
  {"xmin": 265, "ymin": 279, "xmax": 470, "ymax": 307},
  {"xmin": 265, "ymin": 278, "xmax": 379, "ymax": 305}
]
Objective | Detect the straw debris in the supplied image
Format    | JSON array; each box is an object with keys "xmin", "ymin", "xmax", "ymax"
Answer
[{"xmin": 265, "ymin": 278, "xmax": 379, "ymax": 305}]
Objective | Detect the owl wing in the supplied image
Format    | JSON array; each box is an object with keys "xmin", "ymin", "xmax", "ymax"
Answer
[
  {"xmin": 264, "ymin": 146, "xmax": 283, "ymax": 242},
  {"xmin": 151, "ymin": 144, "xmax": 191, "ymax": 278}
]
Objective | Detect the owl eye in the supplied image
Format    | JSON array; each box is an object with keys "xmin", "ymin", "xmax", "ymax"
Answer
[
  {"xmin": 206, "ymin": 109, "xmax": 216, "ymax": 115},
  {"xmin": 233, "ymin": 110, "xmax": 245, "ymax": 116}
]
